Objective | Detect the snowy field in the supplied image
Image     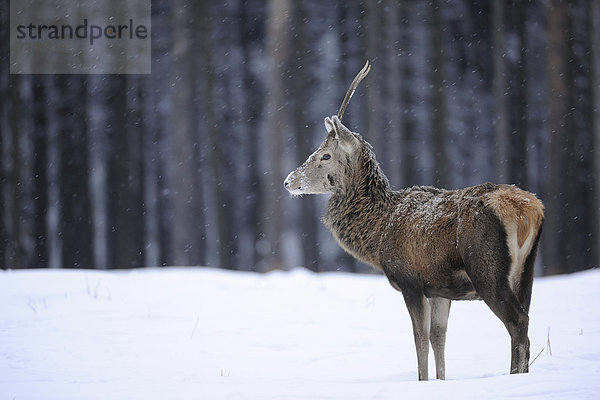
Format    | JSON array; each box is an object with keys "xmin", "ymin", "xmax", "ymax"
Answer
[{"xmin": 1, "ymin": 267, "xmax": 599, "ymax": 400}]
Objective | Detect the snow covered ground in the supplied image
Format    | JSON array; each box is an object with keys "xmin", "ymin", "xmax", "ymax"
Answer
[{"xmin": 0, "ymin": 267, "xmax": 599, "ymax": 400}]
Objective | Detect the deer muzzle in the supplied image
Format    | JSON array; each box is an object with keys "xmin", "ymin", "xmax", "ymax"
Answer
[{"xmin": 284, "ymin": 169, "xmax": 305, "ymax": 196}]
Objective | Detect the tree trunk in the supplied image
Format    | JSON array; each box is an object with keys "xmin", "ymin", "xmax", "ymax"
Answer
[
  {"xmin": 563, "ymin": 1, "xmax": 595, "ymax": 272},
  {"xmin": 122, "ymin": 77, "xmax": 147, "ymax": 268},
  {"xmin": 57, "ymin": 75, "xmax": 93, "ymax": 268},
  {"xmin": 384, "ymin": 1, "xmax": 404, "ymax": 190},
  {"xmin": 493, "ymin": 0, "xmax": 509, "ymax": 183},
  {"xmin": 171, "ymin": 0, "xmax": 205, "ymax": 266},
  {"xmin": 240, "ymin": 0, "xmax": 265, "ymax": 271},
  {"xmin": 32, "ymin": 77, "xmax": 48, "ymax": 267},
  {"xmin": 431, "ymin": 0, "xmax": 447, "ymax": 188},
  {"xmin": 260, "ymin": 0, "xmax": 291, "ymax": 271},
  {"xmin": 290, "ymin": 1, "xmax": 320, "ymax": 271},
  {"xmin": 105, "ymin": 75, "xmax": 140, "ymax": 269},
  {"xmin": 365, "ymin": 1, "xmax": 384, "ymax": 159},
  {"xmin": 591, "ymin": 0, "xmax": 600, "ymax": 269},
  {"xmin": 5, "ymin": 76, "xmax": 21, "ymax": 268},
  {"xmin": 6, "ymin": 75, "xmax": 33, "ymax": 268},
  {"xmin": 544, "ymin": 0, "xmax": 569, "ymax": 275},
  {"xmin": 506, "ymin": 1, "xmax": 528, "ymax": 187}
]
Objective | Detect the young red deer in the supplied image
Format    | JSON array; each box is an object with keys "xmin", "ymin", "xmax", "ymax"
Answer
[{"xmin": 284, "ymin": 61, "xmax": 544, "ymax": 380}]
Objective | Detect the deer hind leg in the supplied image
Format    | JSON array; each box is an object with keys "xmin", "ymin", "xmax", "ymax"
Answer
[
  {"xmin": 467, "ymin": 262, "xmax": 531, "ymax": 373},
  {"xmin": 402, "ymin": 287, "xmax": 431, "ymax": 381},
  {"xmin": 430, "ymin": 297, "xmax": 451, "ymax": 380},
  {"xmin": 485, "ymin": 286, "xmax": 530, "ymax": 374},
  {"xmin": 517, "ymin": 227, "xmax": 542, "ymax": 314},
  {"xmin": 467, "ymin": 259, "xmax": 530, "ymax": 373},
  {"xmin": 460, "ymin": 207, "xmax": 531, "ymax": 374}
]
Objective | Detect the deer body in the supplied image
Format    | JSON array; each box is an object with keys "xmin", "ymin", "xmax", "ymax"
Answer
[{"xmin": 284, "ymin": 62, "xmax": 544, "ymax": 380}]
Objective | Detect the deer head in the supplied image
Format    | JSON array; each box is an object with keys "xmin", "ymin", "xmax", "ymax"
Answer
[{"xmin": 284, "ymin": 61, "xmax": 371, "ymax": 195}]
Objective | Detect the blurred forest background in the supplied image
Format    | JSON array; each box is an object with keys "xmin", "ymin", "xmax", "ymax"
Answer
[{"xmin": 1, "ymin": 0, "xmax": 599, "ymax": 275}]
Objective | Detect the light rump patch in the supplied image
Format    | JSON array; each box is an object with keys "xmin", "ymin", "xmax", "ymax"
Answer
[
  {"xmin": 484, "ymin": 187, "xmax": 544, "ymax": 293},
  {"xmin": 484, "ymin": 186, "xmax": 544, "ymax": 248}
]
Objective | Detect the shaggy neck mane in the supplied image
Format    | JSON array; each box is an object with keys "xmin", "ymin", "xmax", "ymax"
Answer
[
  {"xmin": 324, "ymin": 140, "xmax": 395, "ymax": 268},
  {"xmin": 338, "ymin": 140, "xmax": 393, "ymax": 204}
]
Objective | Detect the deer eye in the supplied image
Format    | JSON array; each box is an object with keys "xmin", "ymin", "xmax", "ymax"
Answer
[{"xmin": 321, "ymin": 154, "xmax": 331, "ymax": 161}]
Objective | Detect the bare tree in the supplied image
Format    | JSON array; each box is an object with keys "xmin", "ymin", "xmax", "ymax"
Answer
[
  {"xmin": 493, "ymin": 0, "xmax": 509, "ymax": 183},
  {"xmin": 6, "ymin": 75, "xmax": 35, "ymax": 268},
  {"xmin": 57, "ymin": 76, "xmax": 93, "ymax": 268},
  {"xmin": 365, "ymin": 1, "xmax": 384, "ymax": 159},
  {"xmin": 592, "ymin": 0, "xmax": 600, "ymax": 267},
  {"xmin": 506, "ymin": 1, "xmax": 528, "ymax": 187},
  {"xmin": 545, "ymin": 0, "xmax": 569, "ymax": 275},
  {"xmin": 564, "ymin": 1, "xmax": 596, "ymax": 272},
  {"xmin": 431, "ymin": 0, "xmax": 448, "ymax": 188},
  {"xmin": 171, "ymin": 0, "xmax": 205, "ymax": 266},
  {"xmin": 260, "ymin": 0, "xmax": 291, "ymax": 271},
  {"xmin": 32, "ymin": 77, "xmax": 48, "ymax": 267},
  {"xmin": 290, "ymin": 1, "xmax": 320, "ymax": 271},
  {"xmin": 383, "ymin": 1, "xmax": 404, "ymax": 190},
  {"xmin": 239, "ymin": 0, "xmax": 266, "ymax": 270}
]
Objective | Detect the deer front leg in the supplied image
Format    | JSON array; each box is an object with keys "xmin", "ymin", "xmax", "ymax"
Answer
[
  {"xmin": 430, "ymin": 297, "xmax": 451, "ymax": 380},
  {"xmin": 402, "ymin": 289, "xmax": 431, "ymax": 381}
]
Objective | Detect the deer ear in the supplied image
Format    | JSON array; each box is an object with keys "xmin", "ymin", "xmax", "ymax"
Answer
[
  {"xmin": 324, "ymin": 117, "xmax": 335, "ymax": 135},
  {"xmin": 332, "ymin": 115, "xmax": 355, "ymax": 142},
  {"xmin": 331, "ymin": 116, "xmax": 359, "ymax": 152}
]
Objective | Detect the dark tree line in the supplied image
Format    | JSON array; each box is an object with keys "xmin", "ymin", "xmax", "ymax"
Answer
[{"xmin": 1, "ymin": 0, "xmax": 598, "ymax": 275}]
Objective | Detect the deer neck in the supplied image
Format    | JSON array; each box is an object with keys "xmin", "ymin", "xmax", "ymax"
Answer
[{"xmin": 323, "ymin": 146, "xmax": 394, "ymax": 269}]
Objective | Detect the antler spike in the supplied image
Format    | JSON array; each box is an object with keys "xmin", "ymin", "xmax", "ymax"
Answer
[{"xmin": 337, "ymin": 60, "xmax": 371, "ymax": 120}]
